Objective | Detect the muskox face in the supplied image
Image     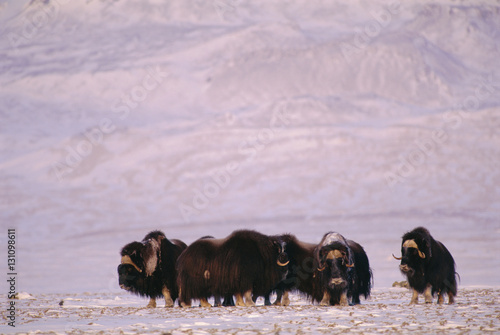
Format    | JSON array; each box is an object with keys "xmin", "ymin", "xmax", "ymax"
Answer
[
  {"xmin": 118, "ymin": 262, "xmax": 143, "ymax": 292},
  {"xmin": 275, "ymin": 240, "xmax": 290, "ymax": 277},
  {"xmin": 317, "ymin": 245, "xmax": 353, "ymax": 290},
  {"xmin": 118, "ymin": 238, "xmax": 161, "ymax": 292},
  {"xmin": 395, "ymin": 239, "xmax": 427, "ymax": 276}
]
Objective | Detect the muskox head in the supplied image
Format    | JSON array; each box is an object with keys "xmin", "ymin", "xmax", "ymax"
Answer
[
  {"xmin": 118, "ymin": 234, "xmax": 162, "ymax": 293},
  {"xmin": 273, "ymin": 238, "xmax": 290, "ymax": 280},
  {"xmin": 393, "ymin": 227, "xmax": 432, "ymax": 276},
  {"xmin": 315, "ymin": 232, "xmax": 354, "ymax": 290}
]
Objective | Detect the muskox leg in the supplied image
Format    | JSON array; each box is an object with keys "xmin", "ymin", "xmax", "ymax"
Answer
[
  {"xmin": 162, "ymin": 287, "xmax": 174, "ymax": 307},
  {"xmin": 223, "ymin": 295, "xmax": 235, "ymax": 306},
  {"xmin": 214, "ymin": 296, "xmax": 222, "ymax": 307},
  {"xmin": 339, "ymin": 292, "xmax": 348, "ymax": 306},
  {"xmin": 235, "ymin": 293, "xmax": 245, "ymax": 307},
  {"xmin": 244, "ymin": 290, "xmax": 255, "ymax": 307},
  {"xmin": 282, "ymin": 290, "xmax": 290, "ymax": 306},
  {"xmin": 146, "ymin": 297, "xmax": 157, "ymax": 308},
  {"xmin": 437, "ymin": 292, "xmax": 444, "ymax": 304},
  {"xmin": 274, "ymin": 290, "xmax": 290, "ymax": 306},
  {"xmin": 320, "ymin": 291, "xmax": 331, "ymax": 306},
  {"xmin": 274, "ymin": 290, "xmax": 283, "ymax": 306},
  {"xmin": 179, "ymin": 289, "xmax": 191, "ymax": 308},
  {"xmin": 424, "ymin": 285, "xmax": 433, "ymax": 304},
  {"xmin": 410, "ymin": 289, "xmax": 419, "ymax": 304},
  {"xmin": 200, "ymin": 298, "xmax": 212, "ymax": 308},
  {"xmin": 448, "ymin": 292, "xmax": 455, "ymax": 305}
]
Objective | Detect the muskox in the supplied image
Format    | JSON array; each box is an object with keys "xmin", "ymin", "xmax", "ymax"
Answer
[
  {"xmin": 176, "ymin": 230, "xmax": 289, "ymax": 307},
  {"xmin": 271, "ymin": 233, "xmax": 371, "ymax": 307},
  {"xmin": 269, "ymin": 234, "xmax": 318, "ymax": 306},
  {"xmin": 118, "ymin": 230, "xmax": 187, "ymax": 307},
  {"xmin": 393, "ymin": 227, "xmax": 457, "ymax": 304},
  {"xmin": 314, "ymin": 232, "xmax": 372, "ymax": 306}
]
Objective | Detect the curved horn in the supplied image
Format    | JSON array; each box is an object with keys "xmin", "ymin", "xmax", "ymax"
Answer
[
  {"xmin": 277, "ymin": 260, "xmax": 290, "ymax": 267},
  {"xmin": 403, "ymin": 239, "xmax": 426, "ymax": 259},
  {"xmin": 345, "ymin": 262, "xmax": 354, "ymax": 268},
  {"xmin": 392, "ymin": 254, "xmax": 402, "ymax": 260},
  {"xmin": 121, "ymin": 255, "xmax": 142, "ymax": 273},
  {"xmin": 317, "ymin": 265, "xmax": 326, "ymax": 272}
]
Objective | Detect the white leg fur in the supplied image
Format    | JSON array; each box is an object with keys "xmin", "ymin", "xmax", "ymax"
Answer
[
  {"xmin": 162, "ymin": 287, "xmax": 174, "ymax": 307},
  {"xmin": 282, "ymin": 290, "xmax": 290, "ymax": 306},
  {"xmin": 200, "ymin": 298, "xmax": 212, "ymax": 307},
  {"xmin": 410, "ymin": 289, "xmax": 419, "ymax": 304},
  {"xmin": 424, "ymin": 285, "xmax": 433, "ymax": 304},
  {"xmin": 320, "ymin": 291, "xmax": 331, "ymax": 306},
  {"xmin": 146, "ymin": 297, "xmax": 156, "ymax": 308},
  {"xmin": 235, "ymin": 293, "xmax": 245, "ymax": 307},
  {"xmin": 339, "ymin": 292, "xmax": 348, "ymax": 306},
  {"xmin": 244, "ymin": 290, "xmax": 255, "ymax": 307}
]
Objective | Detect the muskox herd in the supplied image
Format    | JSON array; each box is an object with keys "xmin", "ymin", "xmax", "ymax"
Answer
[{"xmin": 118, "ymin": 227, "xmax": 457, "ymax": 307}]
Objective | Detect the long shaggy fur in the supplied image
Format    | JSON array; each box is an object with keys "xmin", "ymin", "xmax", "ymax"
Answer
[
  {"xmin": 397, "ymin": 227, "xmax": 457, "ymax": 303},
  {"xmin": 176, "ymin": 230, "xmax": 288, "ymax": 306},
  {"xmin": 271, "ymin": 233, "xmax": 371, "ymax": 306},
  {"xmin": 313, "ymin": 232, "xmax": 372, "ymax": 305},
  {"xmin": 271, "ymin": 234, "xmax": 319, "ymax": 302}
]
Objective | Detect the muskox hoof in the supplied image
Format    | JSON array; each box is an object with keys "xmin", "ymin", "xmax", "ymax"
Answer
[
  {"xmin": 146, "ymin": 299, "xmax": 157, "ymax": 308},
  {"xmin": 164, "ymin": 298, "xmax": 174, "ymax": 308}
]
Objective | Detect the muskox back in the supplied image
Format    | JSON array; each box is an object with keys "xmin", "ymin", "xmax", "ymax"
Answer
[{"xmin": 118, "ymin": 230, "xmax": 186, "ymax": 308}]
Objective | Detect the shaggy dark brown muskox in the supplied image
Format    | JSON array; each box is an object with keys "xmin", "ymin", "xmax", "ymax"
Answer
[
  {"xmin": 266, "ymin": 234, "xmax": 318, "ymax": 306},
  {"xmin": 118, "ymin": 231, "xmax": 187, "ymax": 307},
  {"xmin": 314, "ymin": 232, "xmax": 372, "ymax": 306},
  {"xmin": 393, "ymin": 227, "xmax": 457, "ymax": 304},
  {"xmin": 176, "ymin": 229, "xmax": 289, "ymax": 307}
]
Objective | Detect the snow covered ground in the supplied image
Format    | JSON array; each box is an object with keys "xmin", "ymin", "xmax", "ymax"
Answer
[
  {"xmin": 1, "ymin": 0, "xmax": 499, "ymax": 333},
  {"xmin": 7, "ymin": 288, "xmax": 500, "ymax": 334}
]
